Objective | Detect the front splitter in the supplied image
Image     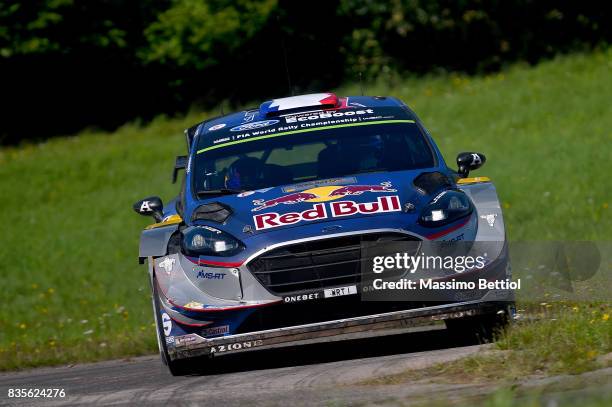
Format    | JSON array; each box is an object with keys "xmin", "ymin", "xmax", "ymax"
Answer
[{"xmin": 167, "ymin": 300, "xmax": 509, "ymax": 360}]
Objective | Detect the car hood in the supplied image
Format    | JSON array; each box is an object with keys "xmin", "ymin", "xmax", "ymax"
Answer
[{"xmin": 190, "ymin": 170, "xmax": 446, "ymax": 236}]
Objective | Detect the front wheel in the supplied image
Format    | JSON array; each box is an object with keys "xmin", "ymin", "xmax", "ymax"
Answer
[
  {"xmin": 445, "ymin": 306, "xmax": 512, "ymax": 345},
  {"xmin": 151, "ymin": 276, "xmax": 201, "ymax": 376}
]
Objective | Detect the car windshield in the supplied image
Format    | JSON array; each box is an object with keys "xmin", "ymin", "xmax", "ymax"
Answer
[{"xmin": 192, "ymin": 117, "xmax": 434, "ymax": 195}]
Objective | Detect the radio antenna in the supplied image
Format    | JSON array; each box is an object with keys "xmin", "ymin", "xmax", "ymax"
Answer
[
  {"xmin": 359, "ymin": 72, "xmax": 365, "ymax": 96},
  {"xmin": 277, "ymin": 15, "xmax": 293, "ymax": 96}
]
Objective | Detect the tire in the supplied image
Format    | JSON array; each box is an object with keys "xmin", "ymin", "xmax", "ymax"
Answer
[
  {"xmin": 151, "ymin": 275, "xmax": 201, "ymax": 376},
  {"xmin": 445, "ymin": 307, "xmax": 511, "ymax": 345}
]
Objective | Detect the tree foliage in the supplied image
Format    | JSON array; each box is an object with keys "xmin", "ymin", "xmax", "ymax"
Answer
[
  {"xmin": 142, "ymin": 0, "xmax": 277, "ymax": 69},
  {"xmin": 0, "ymin": 0, "xmax": 609, "ymax": 144}
]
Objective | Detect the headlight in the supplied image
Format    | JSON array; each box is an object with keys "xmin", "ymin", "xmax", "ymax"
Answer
[
  {"xmin": 181, "ymin": 226, "xmax": 244, "ymax": 257},
  {"xmin": 419, "ymin": 190, "xmax": 473, "ymax": 227}
]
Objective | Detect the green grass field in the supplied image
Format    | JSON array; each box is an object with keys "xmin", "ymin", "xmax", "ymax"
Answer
[{"xmin": 0, "ymin": 49, "xmax": 610, "ymax": 370}]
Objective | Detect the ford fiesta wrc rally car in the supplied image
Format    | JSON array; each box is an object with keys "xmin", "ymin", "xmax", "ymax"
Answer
[{"xmin": 133, "ymin": 93, "xmax": 514, "ymax": 375}]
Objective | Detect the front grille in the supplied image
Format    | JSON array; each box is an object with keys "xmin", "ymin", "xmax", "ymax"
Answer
[{"xmin": 247, "ymin": 232, "xmax": 421, "ymax": 295}]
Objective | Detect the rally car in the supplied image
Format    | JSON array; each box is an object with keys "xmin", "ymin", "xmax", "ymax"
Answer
[{"xmin": 133, "ymin": 93, "xmax": 514, "ymax": 375}]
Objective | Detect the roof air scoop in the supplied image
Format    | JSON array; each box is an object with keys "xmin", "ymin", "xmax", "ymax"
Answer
[{"xmin": 260, "ymin": 93, "xmax": 339, "ymax": 117}]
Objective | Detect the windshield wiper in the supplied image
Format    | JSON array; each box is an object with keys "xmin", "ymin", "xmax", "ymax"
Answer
[
  {"xmin": 353, "ymin": 169, "xmax": 388, "ymax": 175},
  {"xmin": 196, "ymin": 188, "xmax": 243, "ymax": 197}
]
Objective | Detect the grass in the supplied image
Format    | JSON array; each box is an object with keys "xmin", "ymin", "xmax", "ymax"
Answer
[
  {"xmin": 0, "ymin": 49, "xmax": 610, "ymax": 370},
  {"xmin": 412, "ymin": 385, "xmax": 612, "ymax": 407},
  {"xmin": 496, "ymin": 303, "xmax": 611, "ymax": 375},
  {"xmin": 364, "ymin": 303, "xmax": 610, "ymax": 387}
]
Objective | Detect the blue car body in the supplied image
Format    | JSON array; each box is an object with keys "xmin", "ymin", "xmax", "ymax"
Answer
[{"xmin": 134, "ymin": 93, "xmax": 513, "ymax": 374}]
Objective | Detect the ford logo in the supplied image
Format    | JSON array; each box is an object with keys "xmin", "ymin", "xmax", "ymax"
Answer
[{"xmin": 230, "ymin": 120, "xmax": 279, "ymax": 132}]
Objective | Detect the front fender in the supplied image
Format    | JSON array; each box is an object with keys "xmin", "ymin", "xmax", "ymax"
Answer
[{"xmin": 139, "ymin": 224, "xmax": 179, "ymax": 259}]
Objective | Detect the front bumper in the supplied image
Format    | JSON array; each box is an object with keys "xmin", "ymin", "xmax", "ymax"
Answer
[{"xmin": 167, "ymin": 299, "xmax": 509, "ymax": 360}]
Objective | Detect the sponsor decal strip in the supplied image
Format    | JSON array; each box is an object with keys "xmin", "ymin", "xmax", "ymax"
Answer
[
  {"xmin": 283, "ymin": 285, "xmax": 359, "ymax": 303},
  {"xmin": 168, "ymin": 315, "xmax": 213, "ymax": 328},
  {"xmin": 425, "ymin": 217, "xmax": 470, "ymax": 240},
  {"xmin": 203, "ymin": 325, "xmax": 230, "ymax": 337},
  {"xmin": 168, "ymin": 297, "xmax": 282, "ymax": 313},
  {"xmin": 456, "ymin": 176, "xmax": 491, "ymax": 185},
  {"xmin": 210, "ymin": 340, "xmax": 264, "ymax": 354},
  {"xmin": 185, "ymin": 256, "xmax": 243, "ymax": 268},
  {"xmin": 144, "ymin": 214, "xmax": 183, "ymax": 230},
  {"xmin": 196, "ymin": 119, "xmax": 415, "ymax": 154}
]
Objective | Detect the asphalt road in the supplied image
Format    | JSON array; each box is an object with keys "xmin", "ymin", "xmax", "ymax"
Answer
[
  {"xmin": 0, "ymin": 325, "xmax": 487, "ymax": 406},
  {"xmin": 2, "ymin": 325, "xmax": 610, "ymax": 406}
]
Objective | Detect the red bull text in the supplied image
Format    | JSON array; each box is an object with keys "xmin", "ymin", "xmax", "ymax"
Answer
[{"xmin": 253, "ymin": 195, "xmax": 401, "ymax": 230}]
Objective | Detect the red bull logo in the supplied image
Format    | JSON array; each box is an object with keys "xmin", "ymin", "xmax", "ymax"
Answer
[
  {"xmin": 329, "ymin": 182, "xmax": 396, "ymax": 196},
  {"xmin": 251, "ymin": 182, "xmax": 396, "ymax": 212},
  {"xmin": 252, "ymin": 192, "xmax": 318, "ymax": 212},
  {"xmin": 253, "ymin": 195, "xmax": 401, "ymax": 230}
]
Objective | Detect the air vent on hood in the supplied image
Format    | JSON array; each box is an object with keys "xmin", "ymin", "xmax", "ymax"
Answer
[
  {"xmin": 191, "ymin": 202, "xmax": 232, "ymax": 223},
  {"xmin": 413, "ymin": 172, "xmax": 452, "ymax": 195}
]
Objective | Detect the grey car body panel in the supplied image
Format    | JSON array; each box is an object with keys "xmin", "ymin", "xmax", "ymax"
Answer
[
  {"xmin": 459, "ymin": 181, "xmax": 506, "ymax": 261},
  {"xmin": 154, "ymin": 254, "xmax": 277, "ymax": 307},
  {"xmin": 139, "ymin": 225, "xmax": 179, "ymax": 258}
]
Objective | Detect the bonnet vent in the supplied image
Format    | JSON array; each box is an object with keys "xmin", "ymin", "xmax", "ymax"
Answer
[{"xmin": 191, "ymin": 202, "xmax": 232, "ymax": 223}]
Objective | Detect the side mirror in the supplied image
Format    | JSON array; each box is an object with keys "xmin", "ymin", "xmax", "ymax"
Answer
[
  {"xmin": 457, "ymin": 152, "xmax": 486, "ymax": 178},
  {"xmin": 172, "ymin": 155, "xmax": 188, "ymax": 184},
  {"xmin": 133, "ymin": 196, "xmax": 164, "ymax": 222}
]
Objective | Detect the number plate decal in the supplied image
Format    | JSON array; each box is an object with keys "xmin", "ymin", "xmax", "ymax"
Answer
[{"xmin": 323, "ymin": 285, "xmax": 357, "ymax": 298}]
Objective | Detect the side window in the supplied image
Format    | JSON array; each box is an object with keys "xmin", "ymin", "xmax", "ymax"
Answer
[
  {"xmin": 199, "ymin": 151, "xmax": 266, "ymax": 190},
  {"xmin": 177, "ymin": 172, "xmax": 186, "ymax": 218}
]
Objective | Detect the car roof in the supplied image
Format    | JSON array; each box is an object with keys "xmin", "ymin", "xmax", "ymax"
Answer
[{"xmin": 185, "ymin": 94, "xmax": 414, "ymax": 152}]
